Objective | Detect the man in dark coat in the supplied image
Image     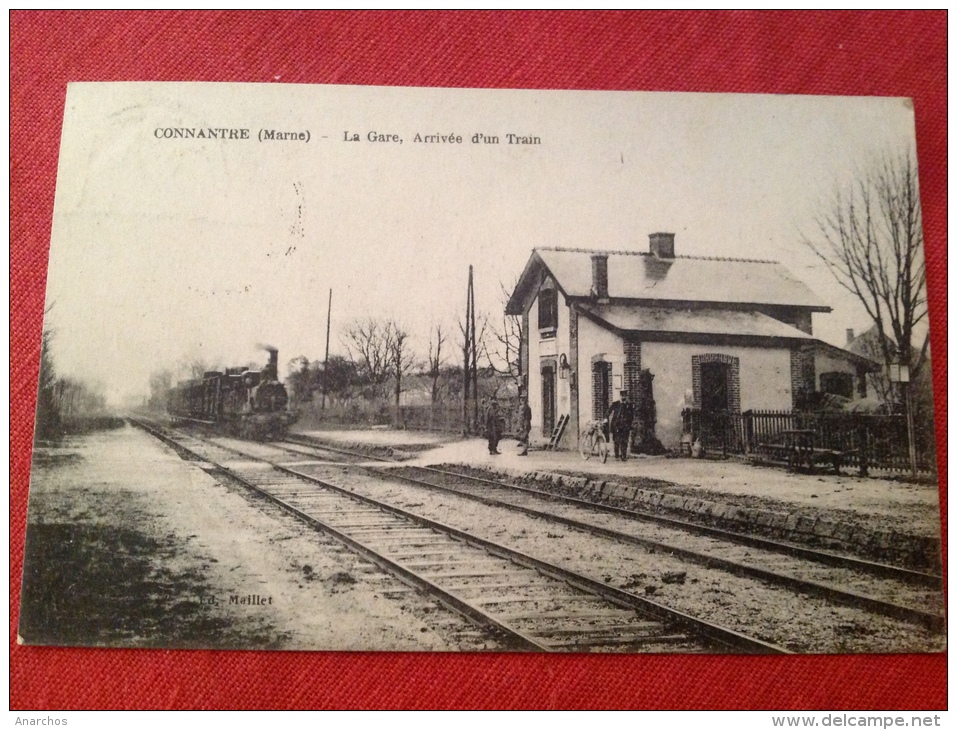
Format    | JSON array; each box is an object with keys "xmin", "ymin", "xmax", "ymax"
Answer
[
  {"xmin": 486, "ymin": 398, "xmax": 503, "ymax": 455},
  {"xmin": 608, "ymin": 389, "xmax": 635, "ymax": 461}
]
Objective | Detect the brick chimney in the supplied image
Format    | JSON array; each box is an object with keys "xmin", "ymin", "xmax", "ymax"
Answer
[
  {"xmin": 649, "ymin": 232, "xmax": 675, "ymax": 259},
  {"xmin": 591, "ymin": 253, "xmax": 609, "ymax": 299},
  {"xmin": 846, "ymin": 328, "xmax": 855, "ymax": 345}
]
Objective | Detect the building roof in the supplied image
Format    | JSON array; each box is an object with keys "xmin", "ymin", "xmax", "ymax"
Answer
[
  {"xmin": 579, "ymin": 304, "xmax": 815, "ymax": 342},
  {"xmin": 812, "ymin": 339, "xmax": 882, "ymax": 371},
  {"xmin": 506, "ymin": 247, "xmax": 830, "ymax": 314},
  {"xmin": 579, "ymin": 303, "xmax": 879, "ymax": 369},
  {"xmin": 846, "ymin": 323, "xmax": 894, "ymax": 358}
]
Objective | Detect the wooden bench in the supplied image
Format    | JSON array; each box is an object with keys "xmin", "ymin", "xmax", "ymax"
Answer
[
  {"xmin": 793, "ymin": 446, "xmax": 856, "ymax": 475},
  {"xmin": 755, "ymin": 430, "xmax": 856, "ymax": 475},
  {"xmin": 753, "ymin": 442, "xmax": 793, "ymax": 465}
]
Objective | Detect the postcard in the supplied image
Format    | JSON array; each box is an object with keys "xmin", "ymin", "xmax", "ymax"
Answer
[{"xmin": 19, "ymin": 83, "xmax": 943, "ymax": 653}]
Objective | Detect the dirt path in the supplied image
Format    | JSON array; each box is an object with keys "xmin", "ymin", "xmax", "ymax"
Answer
[{"xmin": 20, "ymin": 424, "xmax": 488, "ymax": 651}]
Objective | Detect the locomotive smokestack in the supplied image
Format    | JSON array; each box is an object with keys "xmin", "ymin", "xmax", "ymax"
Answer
[{"xmin": 264, "ymin": 347, "xmax": 278, "ymax": 380}]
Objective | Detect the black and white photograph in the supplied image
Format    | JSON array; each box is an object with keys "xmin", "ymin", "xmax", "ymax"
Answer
[{"xmin": 19, "ymin": 82, "xmax": 943, "ymax": 654}]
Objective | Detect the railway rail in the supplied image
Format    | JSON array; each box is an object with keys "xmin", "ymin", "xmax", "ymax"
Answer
[
  {"xmin": 132, "ymin": 419, "xmax": 786, "ymax": 654},
  {"xmin": 278, "ymin": 435, "xmax": 944, "ymax": 633}
]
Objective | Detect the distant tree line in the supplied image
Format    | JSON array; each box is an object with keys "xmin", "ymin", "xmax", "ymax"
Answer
[
  {"xmin": 34, "ymin": 329, "xmax": 119, "ymax": 441},
  {"xmin": 141, "ymin": 277, "xmax": 526, "ymax": 433},
  {"xmin": 286, "ymin": 297, "xmax": 524, "ymax": 433}
]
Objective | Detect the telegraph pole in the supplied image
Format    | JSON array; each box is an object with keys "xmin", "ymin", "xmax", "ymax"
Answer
[
  {"xmin": 470, "ymin": 268, "xmax": 478, "ymax": 429},
  {"xmin": 890, "ymin": 361, "xmax": 918, "ymax": 478},
  {"xmin": 322, "ymin": 288, "xmax": 332, "ymax": 410},
  {"xmin": 462, "ymin": 267, "xmax": 471, "ymax": 435},
  {"xmin": 904, "ymin": 381, "xmax": 918, "ymax": 478}
]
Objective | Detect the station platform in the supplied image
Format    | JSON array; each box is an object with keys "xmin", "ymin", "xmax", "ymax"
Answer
[
  {"xmin": 292, "ymin": 427, "xmax": 944, "ymax": 569},
  {"xmin": 295, "ymin": 429, "xmax": 938, "ymax": 517}
]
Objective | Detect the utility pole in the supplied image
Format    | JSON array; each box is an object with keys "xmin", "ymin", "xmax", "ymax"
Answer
[
  {"xmin": 463, "ymin": 266, "xmax": 473, "ymax": 435},
  {"xmin": 890, "ymin": 361, "xmax": 918, "ymax": 478},
  {"xmin": 470, "ymin": 268, "xmax": 478, "ymax": 430},
  {"xmin": 322, "ymin": 288, "xmax": 331, "ymax": 410},
  {"xmin": 904, "ymin": 381, "xmax": 918, "ymax": 478}
]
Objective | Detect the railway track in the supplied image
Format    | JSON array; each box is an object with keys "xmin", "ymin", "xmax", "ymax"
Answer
[
  {"xmin": 132, "ymin": 419, "xmax": 786, "ymax": 654},
  {"xmin": 276, "ymin": 435, "xmax": 944, "ymax": 633}
]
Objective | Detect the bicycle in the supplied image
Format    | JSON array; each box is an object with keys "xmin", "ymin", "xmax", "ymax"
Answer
[{"xmin": 579, "ymin": 419, "xmax": 609, "ymax": 463}]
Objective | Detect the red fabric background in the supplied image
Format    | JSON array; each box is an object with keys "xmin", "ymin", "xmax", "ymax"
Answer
[{"xmin": 10, "ymin": 11, "xmax": 946, "ymax": 710}]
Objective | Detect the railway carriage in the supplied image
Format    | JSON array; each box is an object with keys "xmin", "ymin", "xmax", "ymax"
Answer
[{"xmin": 167, "ymin": 348, "xmax": 296, "ymax": 440}]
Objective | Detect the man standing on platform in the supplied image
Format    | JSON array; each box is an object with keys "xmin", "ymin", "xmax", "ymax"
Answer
[
  {"xmin": 517, "ymin": 392, "xmax": 532, "ymax": 456},
  {"xmin": 608, "ymin": 389, "xmax": 635, "ymax": 461},
  {"xmin": 486, "ymin": 398, "xmax": 503, "ymax": 455}
]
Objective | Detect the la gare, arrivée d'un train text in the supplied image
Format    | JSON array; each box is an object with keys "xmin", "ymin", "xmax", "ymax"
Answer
[{"xmin": 344, "ymin": 131, "xmax": 541, "ymax": 145}]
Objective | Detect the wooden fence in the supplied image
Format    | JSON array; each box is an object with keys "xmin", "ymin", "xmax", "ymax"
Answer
[
  {"xmin": 397, "ymin": 399, "xmax": 523, "ymax": 436},
  {"xmin": 396, "ymin": 403, "xmax": 464, "ymax": 433},
  {"xmin": 681, "ymin": 408, "xmax": 936, "ymax": 476}
]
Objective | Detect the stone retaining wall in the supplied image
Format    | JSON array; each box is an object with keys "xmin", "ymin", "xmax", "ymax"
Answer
[
  {"xmin": 294, "ymin": 433, "xmax": 940, "ymax": 571},
  {"xmin": 479, "ymin": 467, "xmax": 941, "ymax": 571}
]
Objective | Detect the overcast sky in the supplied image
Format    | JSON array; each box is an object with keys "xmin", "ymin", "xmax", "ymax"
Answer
[{"xmin": 43, "ymin": 83, "xmax": 920, "ymax": 405}]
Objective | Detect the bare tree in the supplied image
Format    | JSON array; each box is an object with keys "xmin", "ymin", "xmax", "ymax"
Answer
[
  {"xmin": 342, "ymin": 317, "xmax": 394, "ymax": 396},
  {"xmin": 848, "ymin": 328, "xmax": 896, "ymax": 406},
  {"xmin": 53, "ymin": 377, "xmax": 108, "ymax": 425},
  {"xmin": 802, "ymin": 151, "xmax": 929, "ymax": 397},
  {"xmin": 386, "ymin": 321, "xmax": 412, "ymax": 415},
  {"xmin": 455, "ymin": 307, "xmax": 486, "ymax": 433},
  {"xmin": 456, "ymin": 311, "xmax": 490, "ymax": 368},
  {"xmin": 342, "ymin": 317, "xmax": 413, "ymax": 410},
  {"xmin": 426, "ymin": 324, "xmax": 448, "ymax": 403},
  {"xmin": 487, "ymin": 279, "xmax": 524, "ymax": 389},
  {"xmin": 35, "ymin": 328, "xmax": 60, "ymax": 440}
]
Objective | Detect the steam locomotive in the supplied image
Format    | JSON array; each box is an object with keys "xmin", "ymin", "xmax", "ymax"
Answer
[{"xmin": 167, "ymin": 348, "xmax": 296, "ymax": 440}]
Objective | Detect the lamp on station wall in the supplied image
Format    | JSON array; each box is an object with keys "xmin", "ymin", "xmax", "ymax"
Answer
[
  {"xmin": 558, "ymin": 353, "xmax": 578, "ymax": 389},
  {"xmin": 559, "ymin": 353, "xmax": 570, "ymax": 380}
]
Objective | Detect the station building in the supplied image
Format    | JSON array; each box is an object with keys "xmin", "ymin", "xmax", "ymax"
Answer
[{"xmin": 505, "ymin": 233, "xmax": 878, "ymax": 451}]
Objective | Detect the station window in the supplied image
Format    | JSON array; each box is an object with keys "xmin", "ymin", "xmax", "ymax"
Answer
[
  {"xmin": 538, "ymin": 287, "xmax": 558, "ymax": 332},
  {"xmin": 820, "ymin": 371, "xmax": 854, "ymax": 399}
]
